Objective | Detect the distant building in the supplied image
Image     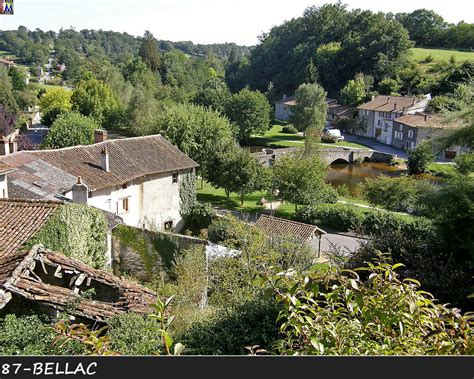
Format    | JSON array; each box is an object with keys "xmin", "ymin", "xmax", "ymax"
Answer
[
  {"xmin": 0, "ymin": 128, "xmax": 19, "ymax": 156},
  {"xmin": 327, "ymin": 103, "xmax": 353, "ymax": 127},
  {"xmin": 0, "ymin": 58, "xmax": 14, "ymax": 69},
  {"xmin": 275, "ymin": 95, "xmax": 342, "ymax": 124},
  {"xmin": 1, "ymin": 134, "xmax": 199, "ymax": 232},
  {"xmin": 357, "ymin": 95, "xmax": 430, "ymax": 145},
  {"xmin": 392, "ymin": 112, "xmax": 467, "ymax": 159}
]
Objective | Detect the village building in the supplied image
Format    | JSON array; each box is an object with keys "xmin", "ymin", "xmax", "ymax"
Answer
[
  {"xmin": 0, "ymin": 161, "xmax": 13, "ymax": 198},
  {"xmin": 1, "ymin": 134, "xmax": 199, "ymax": 232},
  {"xmin": 0, "ymin": 199, "xmax": 156, "ymax": 322},
  {"xmin": 275, "ymin": 95, "xmax": 343, "ymax": 126},
  {"xmin": 0, "ymin": 127, "xmax": 19, "ymax": 156},
  {"xmin": 357, "ymin": 95, "xmax": 430, "ymax": 145},
  {"xmin": 0, "ymin": 58, "xmax": 14, "ymax": 69},
  {"xmin": 255, "ymin": 214, "xmax": 327, "ymax": 257},
  {"xmin": 392, "ymin": 112, "xmax": 466, "ymax": 159}
]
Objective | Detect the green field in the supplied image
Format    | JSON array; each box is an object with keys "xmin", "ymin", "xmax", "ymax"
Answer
[
  {"xmin": 248, "ymin": 124, "xmax": 369, "ymax": 149},
  {"xmin": 410, "ymin": 47, "xmax": 474, "ymax": 63}
]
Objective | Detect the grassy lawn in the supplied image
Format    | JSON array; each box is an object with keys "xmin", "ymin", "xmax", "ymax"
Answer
[
  {"xmin": 410, "ymin": 48, "xmax": 474, "ymax": 63},
  {"xmin": 248, "ymin": 124, "xmax": 370, "ymax": 149},
  {"xmin": 427, "ymin": 163, "xmax": 457, "ymax": 178}
]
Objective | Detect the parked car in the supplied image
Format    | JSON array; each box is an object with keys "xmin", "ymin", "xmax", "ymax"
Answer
[{"xmin": 325, "ymin": 129, "xmax": 344, "ymax": 142}]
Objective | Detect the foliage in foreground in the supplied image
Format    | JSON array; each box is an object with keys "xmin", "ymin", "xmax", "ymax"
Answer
[{"xmin": 268, "ymin": 262, "xmax": 473, "ymax": 355}]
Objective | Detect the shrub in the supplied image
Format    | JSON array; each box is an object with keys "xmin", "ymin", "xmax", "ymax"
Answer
[
  {"xmin": 320, "ymin": 135, "xmax": 338, "ymax": 143},
  {"xmin": 0, "ymin": 314, "xmax": 83, "ymax": 355},
  {"xmin": 455, "ymin": 152, "xmax": 474, "ymax": 175},
  {"xmin": 282, "ymin": 125, "xmax": 298, "ymax": 134},
  {"xmin": 407, "ymin": 142, "xmax": 435, "ymax": 174},
  {"xmin": 295, "ymin": 203, "xmax": 364, "ymax": 232},
  {"xmin": 361, "ymin": 175, "xmax": 434, "ymax": 212},
  {"xmin": 180, "ymin": 298, "xmax": 280, "ymax": 355},
  {"xmin": 208, "ymin": 218, "xmax": 233, "ymax": 244},
  {"xmin": 107, "ymin": 313, "xmax": 163, "ymax": 355},
  {"xmin": 184, "ymin": 202, "xmax": 216, "ymax": 234},
  {"xmin": 272, "ymin": 262, "xmax": 473, "ymax": 355}
]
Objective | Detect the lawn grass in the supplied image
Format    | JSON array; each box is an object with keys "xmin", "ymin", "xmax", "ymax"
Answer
[
  {"xmin": 249, "ymin": 124, "xmax": 370, "ymax": 149},
  {"xmin": 410, "ymin": 48, "xmax": 474, "ymax": 63}
]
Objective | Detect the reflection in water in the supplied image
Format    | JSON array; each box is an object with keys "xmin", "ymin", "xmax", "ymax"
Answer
[{"xmin": 327, "ymin": 162, "xmax": 407, "ymax": 195}]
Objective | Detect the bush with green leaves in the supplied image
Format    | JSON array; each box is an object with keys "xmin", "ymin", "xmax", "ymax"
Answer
[
  {"xmin": 361, "ymin": 175, "xmax": 434, "ymax": 212},
  {"xmin": 270, "ymin": 262, "xmax": 473, "ymax": 355},
  {"xmin": 407, "ymin": 142, "xmax": 435, "ymax": 174},
  {"xmin": 0, "ymin": 314, "xmax": 83, "ymax": 355},
  {"xmin": 455, "ymin": 152, "xmax": 474, "ymax": 175},
  {"xmin": 295, "ymin": 203, "xmax": 365, "ymax": 232},
  {"xmin": 281, "ymin": 125, "xmax": 298, "ymax": 134},
  {"xmin": 180, "ymin": 298, "xmax": 280, "ymax": 355},
  {"xmin": 107, "ymin": 313, "xmax": 163, "ymax": 355},
  {"xmin": 184, "ymin": 202, "xmax": 216, "ymax": 234}
]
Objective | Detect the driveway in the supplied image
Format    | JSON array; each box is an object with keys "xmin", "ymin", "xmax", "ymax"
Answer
[
  {"xmin": 342, "ymin": 133, "xmax": 408, "ymax": 158},
  {"xmin": 308, "ymin": 230, "xmax": 364, "ymax": 259}
]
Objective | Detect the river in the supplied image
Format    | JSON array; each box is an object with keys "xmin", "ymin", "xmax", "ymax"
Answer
[{"xmin": 326, "ymin": 162, "xmax": 439, "ymax": 195}]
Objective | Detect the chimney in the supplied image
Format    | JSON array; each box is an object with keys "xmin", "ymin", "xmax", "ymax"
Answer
[
  {"xmin": 72, "ymin": 176, "xmax": 88, "ymax": 204},
  {"xmin": 371, "ymin": 95, "xmax": 375, "ymax": 101},
  {"xmin": 424, "ymin": 114, "xmax": 427, "ymax": 122},
  {"xmin": 101, "ymin": 147, "xmax": 110, "ymax": 172},
  {"xmin": 393, "ymin": 102, "xmax": 397, "ymax": 111},
  {"xmin": 94, "ymin": 129, "xmax": 108, "ymax": 143}
]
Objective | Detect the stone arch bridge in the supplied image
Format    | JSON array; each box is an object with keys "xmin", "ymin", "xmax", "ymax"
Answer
[{"xmin": 253, "ymin": 147, "xmax": 395, "ymax": 166}]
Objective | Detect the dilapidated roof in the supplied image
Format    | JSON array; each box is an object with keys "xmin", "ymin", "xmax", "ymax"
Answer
[
  {"xmin": 0, "ymin": 245, "xmax": 157, "ymax": 322},
  {"xmin": 0, "ymin": 161, "xmax": 14, "ymax": 174},
  {"xmin": 255, "ymin": 214, "xmax": 326, "ymax": 242},
  {"xmin": 0, "ymin": 198, "xmax": 62, "ymax": 259},
  {"xmin": 2, "ymin": 134, "xmax": 199, "ymax": 199}
]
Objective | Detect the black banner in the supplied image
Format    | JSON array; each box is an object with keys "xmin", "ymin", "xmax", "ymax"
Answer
[{"xmin": 0, "ymin": 356, "xmax": 472, "ymax": 379}]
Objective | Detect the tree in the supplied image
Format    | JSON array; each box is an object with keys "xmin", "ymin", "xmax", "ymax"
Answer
[
  {"xmin": 340, "ymin": 75, "xmax": 366, "ymax": 106},
  {"xmin": 395, "ymin": 9, "xmax": 447, "ymax": 47},
  {"xmin": 194, "ymin": 78, "xmax": 231, "ymax": 113},
  {"xmin": 138, "ymin": 31, "xmax": 162, "ymax": 74},
  {"xmin": 290, "ymin": 83, "xmax": 328, "ymax": 135},
  {"xmin": 225, "ymin": 88, "xmax": 271, "ymax": 143},
  {"xmin": 455, "ymin": 152, "xmax": 474, "ymax": 175},
  {"xmin": 0, "ymin": 67, "xmax": 18, "ymax": 113},
  {"xmin": 272, "ymin": 153, "xmax": 335, "ymax": 211},
  {"xmin": 71, "ymin": 76, "xmax": 121, "ymax": 129},
  {"xmin": 38, "ymin": 87, "xmax": 72, "ymax": 126},
  {"xmin": 8, "ymin": 66, "xmax": 26, "ymax": 91},
  {"xmin": 207, "ymin": 147, "xmax": 266, "ymax": 204},
  {"xmin": 377, "ymin": 78, "xmax": 400, "ymax": 95},
  {"xmin": 407, "ymin": 142, "xmax": 435, "ymax": 174},
  {"xmin": 41, "ymin": 112, "xmax": 98, "ymax": 149}
]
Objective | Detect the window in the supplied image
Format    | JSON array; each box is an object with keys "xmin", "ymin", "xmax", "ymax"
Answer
[
  {"xmin": 172, "ymin": 173, "xmax": 178, "ymax": 184},
  {"xmin": 117, "ymin": 197, "xmax": 130, "ymax": 214},
  {"xmin": 408, "ymin": 130, "xmax": 414, "ymax": 139},
  {"xmin": 378, "ymin": 120, "xmax": 382, "ymax": 126},
  {"xmin": 399, "ymin": 124, "xmax": 403, "ymax": 131},
  {"xmin": 164, "ymin": 221, "xmax": 173, "ymax": 231},
  {"xmin": 122, "ymin": 198, "xmax": 129, "ymax": 212}
]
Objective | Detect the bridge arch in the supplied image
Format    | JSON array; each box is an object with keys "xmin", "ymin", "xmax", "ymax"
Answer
[{"xmin": 330, "ymin": 158, "xmax": 350, "ymax": 165}]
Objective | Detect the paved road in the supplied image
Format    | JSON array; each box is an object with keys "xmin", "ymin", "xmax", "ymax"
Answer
[
  {"xmin": 342, "ymin": 133, "xmax": 408, "ymax": 158},
  {"xmin": 308, "ymin": 230, "xmax": 363, "ymax": 259}
]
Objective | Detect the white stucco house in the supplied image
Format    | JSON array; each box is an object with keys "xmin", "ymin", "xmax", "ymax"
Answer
[
  {"xmin": 356, "ymin": 95, "xmax": 430, "ymax": 145},
  {"xmin": 0, "ymin": 161, "xmax": 14, "ymax": 199},
  {"xmin": 1, "ymin": 134, "xmax": 199, "ymax": 232}
]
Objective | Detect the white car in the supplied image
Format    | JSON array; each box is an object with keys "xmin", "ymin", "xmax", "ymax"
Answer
[{"xmin": 325, "ymin": 129, "xmax": 344, "ymax": 142}]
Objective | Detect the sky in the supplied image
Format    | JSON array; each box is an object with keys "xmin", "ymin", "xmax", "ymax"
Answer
[{"xmin": 0, "ymin": 0, "xmax": 473, "ymax": 45}]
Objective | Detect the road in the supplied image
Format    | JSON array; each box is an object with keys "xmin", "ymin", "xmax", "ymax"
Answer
[{"xmin": 342, "ymin": 133, "xmax": 408, "ymax": 158}]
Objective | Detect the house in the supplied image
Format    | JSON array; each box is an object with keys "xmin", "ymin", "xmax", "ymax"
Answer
[
  {"xmin": 0, "ymin": 161, "xmax": 13, "ymax": 198},
  {"xmin": 1, "ymin": 134, "xmax": 199, "ymax": 232},
  {"xmin": 0, "ymin": 58, "xmax": 14, "ymax": 69},
  {"xmin": 255, "ymin": 214, "xmax": 327, "ymax": 257},
  {"xmin": 357, "ymin": 95, "xmax": 430, "ymax": 145},
  {"xmin": 0, "ymin": 199, "xmax": 156, "ymax": 322},
  {"xmin": 392, "ymin": 112, "xmax": 466, "ymax": 159},
  {"xmin": 0, "ymin": 121, "xmax": 20, "ymax": 155},
  {"xmin": 275, "ymin": 95, "xmax": 296, "ymax": 121},
  {"xmin": 327, "ymin": 103, "xmax": 353, "ymax": 127},
  {"xmin": 275, "ymin": 95, "xmax": 339, "ymax": 123}
]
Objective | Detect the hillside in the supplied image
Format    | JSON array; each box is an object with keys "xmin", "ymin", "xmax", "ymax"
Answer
[{"xmin": 411, "ymin": 47, "xmax": 474, "ymax": 63}]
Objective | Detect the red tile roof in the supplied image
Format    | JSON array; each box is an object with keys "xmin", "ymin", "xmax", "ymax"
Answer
[
  {"xmin": 3, "ymin": 134, "xmax": 199, "ymax": 195},
  {"xmin": 0, "ymin": 199, "xmax": 62, "ymax": 259}
]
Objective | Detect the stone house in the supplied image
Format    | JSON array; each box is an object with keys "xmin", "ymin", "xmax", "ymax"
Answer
[
  {"xmin": 275, "ymin": 95, "xmax": 343, "ymax": 125},
  {"xmin": 0, "ymin": 161, "xmax": 13, "ymax": 198},
  {"xmin": 1, "ymin": 134, "xmax": 199, "ymax": 232},
  {"xmin": 357, "ymin": 95, "xmax": 430, "ymax": 145},
  {"xmin": 392, "ymin": 112, "xmax": 466, "ymax": 159},
  {"xmin": 275, "ymin": 95, "xmax": 296, "ymax": 121}
]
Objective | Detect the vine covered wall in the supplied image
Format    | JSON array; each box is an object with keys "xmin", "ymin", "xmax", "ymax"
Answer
[
  {"xmin": 28, "ymin": 203, "xmax": 108, "ymax": 269},
  {"xmin": 179, "ymin": 170, "xmax": 196, "ymax": 217}
]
